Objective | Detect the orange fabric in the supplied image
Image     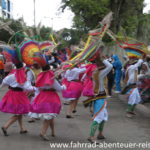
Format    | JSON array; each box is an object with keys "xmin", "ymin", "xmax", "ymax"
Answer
[{"xmin": 0, "ymin": 60, "xmax": 4, "ymax": 69}]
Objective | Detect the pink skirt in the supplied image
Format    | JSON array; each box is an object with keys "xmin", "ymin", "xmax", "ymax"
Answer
[
  {"xmin": 31, "ymin": 91, "xmax": 61, "ymax": 114},
  {"xmin": 0, "ymin": 90, "xmax": 30, "ymax": 114},
  {"xmin": 82, "ymin": 78, "xmax": 94, "ymax": 97},
  {"xmin": 62, "ymin": 79, "xmax": 83, "ymax": 98}
]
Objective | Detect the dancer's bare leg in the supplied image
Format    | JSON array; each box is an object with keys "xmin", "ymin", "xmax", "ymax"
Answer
[
  {"xmin": 72, "ymin": 99, "xmax": 78, "ymax": 112},
  {"xmin": 49, "ymin": 119, "xmax": 55, "ymax": 137},
  {"xmin": 40, "ymin": 119, "xmax": 50, "ymax": 141},
  {"xmin": 66, "ymin": 100, "xmax": 74, "ymax": 117},
  {"xmin": 18, "ymin": 115, "xmax": 27, "ymax": 132},
  {"xmin": 3, "ymin": 115, "xmax": 19, "ymax": 130},
  {"xmin": 40, "ymin": 120, "xmax": 50, "ymax": 135}
]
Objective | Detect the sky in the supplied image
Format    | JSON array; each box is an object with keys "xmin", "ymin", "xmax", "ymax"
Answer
[
  {"xmin": 12, "ymin": 0, "xmax": 150, "ymax": 31},
  {"xmin": 12, "ymin": 0, "xmax": 74, "ymax": 31}
]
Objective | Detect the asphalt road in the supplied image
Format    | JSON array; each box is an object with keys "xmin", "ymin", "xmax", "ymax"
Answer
[{"xmin": 0, "ymin": 87, "xmax": 150, "ymax": 150}]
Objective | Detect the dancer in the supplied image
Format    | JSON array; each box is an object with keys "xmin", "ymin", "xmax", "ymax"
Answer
[
  {"xmin": 0, "ymin": 63, "xmax": 36, "ymax": 136},
  {"xmin": 62, "ymin": 65, "xmax": 86, "ymax": 118},
  {"xmin": 125, "ymin": 58, "xmax": 143, "ymax": 85},
  {"xmin": 30, "ymin": 63, "xmax": 66, "ymax": 141},
  {"xmin": 87, "ymin": 56, "xmax": 113, "ymax": 143}
]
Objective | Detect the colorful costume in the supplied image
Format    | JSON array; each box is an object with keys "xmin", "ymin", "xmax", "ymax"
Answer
[
  {"xmin": 31, "ymin": 70, "xmax": 65, "ymax": 120},
  {"xmin": 89, "ymin": 59, "xmax": 112, "ymax": 137},
  {"xmin": 62, "ymin": 67, "xmax": 86, "ymax": 101},
  {"xmin": 82, "ymin": 63, "xmax": 97, "ymax": 97},
  {"xmin": 0, "ymin": 67, "xmax": 35, "ymax": 114}
]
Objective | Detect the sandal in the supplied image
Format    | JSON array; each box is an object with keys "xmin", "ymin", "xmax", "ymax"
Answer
[
  {"xmin": 40, "ymin": 134, "xmax": 50, "ymax": 141},
  {"xmin": 72, "ymin": 110, "xmax": 77, "ymax": 113},
  {"xmin": 87, "ymin": 137, "xmax": 99, "ymax": 144},
  {"xmin": 66, "ymin": 115, "xmax": 74, "ymax": 119},
  {"xmin": 20, "ymin": 130, "xmax": 28, "ymax": 134},
  {"xmin": 97, "ymin": 135, "xmax": 105, "ymax": 140},
  {"xmin": 28, "ymin": 120, "xmax": 35, "ymax": 123},
  {"xmin": 1, "ymin": 127, "xmax": 9, "ymax": 136}
]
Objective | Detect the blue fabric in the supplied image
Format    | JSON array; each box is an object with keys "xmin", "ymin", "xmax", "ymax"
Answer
[
  {"xmin": 112, "ymin": 55, "xmax": 122, "ymax": 92},
  {"xmin": 93, "ymin": 99, "xmax": 105, "ymax": 114}
]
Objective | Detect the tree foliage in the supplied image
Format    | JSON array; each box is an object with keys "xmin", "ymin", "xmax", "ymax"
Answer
[{"xmin": 61, "ymin": 0, "xmax": 148, "ymax": 43}]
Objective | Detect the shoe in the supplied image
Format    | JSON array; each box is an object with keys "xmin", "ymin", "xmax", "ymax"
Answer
[
  {"xmin": 126, "ymin": 112, "xmax": 134, "ymax": 118},
  {"xmin": 130, "ymin": 112, "xmax": 136, "ymax": 115},
  {"xmin": 107, "ymin": 95, "xmax": 111, "ymax": 98},
  {"xmin": 28, "ymin": 120, "xmax": 35, "ymax": 123},
  {"xmin": 1, "ymin": 127, "xmax": 9, "ymax": 136},
  {"xmin": 87, "ymin": 137, "xmax": 95, "ymax": 143},
  {"xmin": 20, "ymin": 130, "xmax": 28, "ymax": 134},
  {"xmin": 66, "ymin": 115, "xmax": 74, "ymax": 119},
  {"xmin": 72, "ymin": 110, "xmax": 77, "ymax": 113},
  {"xmin": 51, "ymin": 134, "xmax": 55, "ymax": 137},
  {"xmin": 40, "ymin": 134, "xmax": 50, "ymax": 141},
  {"xmin": 97, "ymin": 135, "xmax": 105, "ymax": 140},
  {"xmin": 64, "ymin": 102, "xmax": 70, "ymax": 105},
  {"xmin": 87, "ymin": 137, "xmax": 99, "ymax": 144}
]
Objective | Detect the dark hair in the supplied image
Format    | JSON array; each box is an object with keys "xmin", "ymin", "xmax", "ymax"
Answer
[
  {"xmin": 42, "ymin": 64, "xmax": 50, "ymax": 71},
  {"xmin": 15, "ymin": 63, "xmax": 23, "ymax": 69}
]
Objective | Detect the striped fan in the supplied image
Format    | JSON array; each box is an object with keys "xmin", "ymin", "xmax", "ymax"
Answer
[
  {"xmin": 19, "ymin": 40, "xmax": 40, "ymax": 66},
  {"xmin": 123, "ymin": 46, "xmax": 146, "ymax": 59}
]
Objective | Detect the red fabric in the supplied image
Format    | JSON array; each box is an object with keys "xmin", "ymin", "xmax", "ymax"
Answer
[
  {"xmin": 0, "ymin": 60, "xmax": 4, "ymax": 69},
  {"xmin": 36, "ymin": 70, "xmax": 54, "ymax": 87},
  {"xmin": 15, "ymin": 67, "xmax": 27, "ymax": 84}
]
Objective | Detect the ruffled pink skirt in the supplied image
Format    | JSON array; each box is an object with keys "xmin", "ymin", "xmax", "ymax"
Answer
[
  {"xmin": 0, "ymin": 90, "xmax": 30, "ymax": 114},
  {"xmin": 82, "ymin": 78, "xmax": 94, "ymax": 97},
  {"xmin": 62, "ymin": 79, "xmax": 83, "ymax": 98},
  {"xmin": 31, "ymin": 91, "xmax": 61, "ymax": 114}
]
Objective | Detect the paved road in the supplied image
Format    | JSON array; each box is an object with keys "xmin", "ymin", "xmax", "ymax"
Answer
[{"xmin": 0, "ymin": 87, "xmax": 150, "ymax": 150}]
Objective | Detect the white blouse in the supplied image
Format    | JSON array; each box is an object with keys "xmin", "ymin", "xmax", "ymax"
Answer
[
  {"xmin": 1, "ymin": 74, "xmax": 35, "ymax": 91},
  {"xmin": 98, "ymin": 59, "xmax": 113, "ymax": 92},
  {"xmin": 126, "ymin": 59, "xmax": 143, "ymax": 85},
  {"xmin": 64, "ymin": 67, "xmax": 86, "ymax": 81}
]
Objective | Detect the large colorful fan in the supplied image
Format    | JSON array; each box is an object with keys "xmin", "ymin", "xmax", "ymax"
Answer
[
  {"xmin": 0, "ymin": 45, "xmax": 18, "ymax": 63},
  {"xmin": 123, "ymin": 46, "xmax": 146, "ymax": 59},
  {"xmin": 19, "ymin": 40, "xmax": 40, "ymax": 66}
]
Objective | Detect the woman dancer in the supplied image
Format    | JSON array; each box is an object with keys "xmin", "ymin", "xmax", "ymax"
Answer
[
  {"xmin": 0, "ymin": 63, "xmax": 36, "ymax": 136},
  {"xmin": 62, "ymin": 65, "xmax": 86, "ymax": 118},
  {"xmin": 31, "ymin": 63, "xmax": 66, "ymax": 141}
]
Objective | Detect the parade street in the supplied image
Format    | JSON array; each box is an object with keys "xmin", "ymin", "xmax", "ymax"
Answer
[{"xmin": 0, "ymin": 87, "xmax": 150, "ymax": 150}]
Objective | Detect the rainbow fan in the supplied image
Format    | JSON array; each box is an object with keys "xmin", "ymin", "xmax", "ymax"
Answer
[
  {"xmin": 123, "ymin": 46, "xmax": 146, "ymax": 59},
  {"xmin": 0, "ymin": 45, "xmax": 18, "ymax": 63},
  {"xmin": 19, "ymin": 40, "xmax": 40, "ymax": 66}
]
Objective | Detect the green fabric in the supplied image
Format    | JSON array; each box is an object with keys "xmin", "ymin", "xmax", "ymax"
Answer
[
  {"xmin": 90, "ymin": 121, "xmax": 98, "ymax": 136},
  {"xmin": 126, "ymin": 104, "xmax": 136, "ymax": 112},
  {"xmin": 98, "ymin": 121, "xmax": 105, "ymax": 132}
]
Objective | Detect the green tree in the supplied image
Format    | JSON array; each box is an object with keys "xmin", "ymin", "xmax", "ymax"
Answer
[{"xmin": 61, "ymin": 0, "xmax": 145, "ymax": 40}]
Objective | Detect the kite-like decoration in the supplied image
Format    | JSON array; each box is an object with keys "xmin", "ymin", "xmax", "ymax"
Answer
[{"xmin": 54, "ymin": 12, "xmax": 113, "ymax": 76}]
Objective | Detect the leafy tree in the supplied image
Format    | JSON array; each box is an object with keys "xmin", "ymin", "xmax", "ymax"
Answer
[
  {"xmin": 0, "ymin": 18, "xmax": 24, "ymax": 44},
  {"xmin": 61, "ymin": 0, "xmax": 146, "ymax": 40}
]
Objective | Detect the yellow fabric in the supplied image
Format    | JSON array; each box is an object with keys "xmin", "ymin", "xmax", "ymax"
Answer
[
  {"xmin": 93, "ymin": 70, "xmax": 100, "ymax": 95},
  {"xmin": 31, "ymin": 68, "xmax": 42, "ymax": 79}
]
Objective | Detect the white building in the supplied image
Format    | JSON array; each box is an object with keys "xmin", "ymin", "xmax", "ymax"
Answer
[{"xmin": 0, "ymin": 0, "xmax": 13, "ymax": 19}]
